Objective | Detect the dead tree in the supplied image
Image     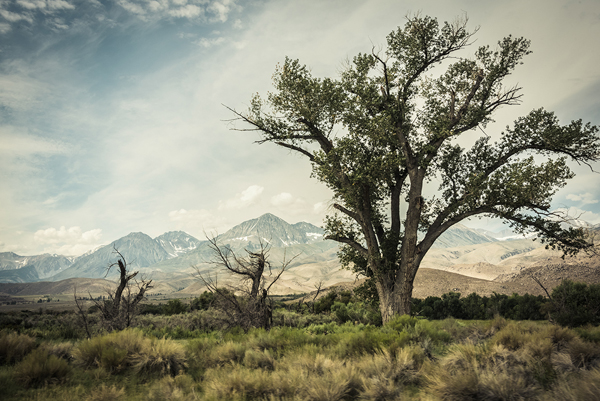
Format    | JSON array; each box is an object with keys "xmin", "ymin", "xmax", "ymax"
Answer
[
  {"xmin": 95, "ymin": 246, "xmax": 153, "ymax": 331},
  {"xmin": 73, "ymin": 286, "xmax": 92, "ymax": 339},
  {"xmin": 196, "ymin": 236, "xmax": 294, "ymax": 329}
]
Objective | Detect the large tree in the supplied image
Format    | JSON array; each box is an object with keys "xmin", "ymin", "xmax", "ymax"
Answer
[{"xmin": 229, "ymin": 15, "xmax": 599, "ymax": 322}]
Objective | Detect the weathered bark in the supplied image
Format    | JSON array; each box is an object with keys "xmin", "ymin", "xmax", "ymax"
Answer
[{"xmin": 96, "ymin": 247, "xmax": 153, "ymax": 331}]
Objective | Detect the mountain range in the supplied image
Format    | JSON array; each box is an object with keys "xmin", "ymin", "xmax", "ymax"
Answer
[{"xmin": 1, "ymin": 213, "xmax": 594, "ymax": 294}]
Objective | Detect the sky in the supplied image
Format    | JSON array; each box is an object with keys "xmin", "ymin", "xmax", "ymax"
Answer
[{"xmin": 1, "ymin": 0, "xmax": 599, "ymax": 256}]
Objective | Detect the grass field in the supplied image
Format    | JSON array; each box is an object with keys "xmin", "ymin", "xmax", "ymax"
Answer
[{"xmin": 1, "ymin": 311, "xmax": 599, "ymax": 400}]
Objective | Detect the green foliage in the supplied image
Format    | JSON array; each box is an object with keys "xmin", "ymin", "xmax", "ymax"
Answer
[
  {"xmin": 164, "ymin": 299, "xmax": 189, "ymax": 316},
  {"xmin": 413, "ymin": 291, "xmax": 546, "ymax": 320},
  {"xmin": 331, "ymin": 301, "xmax": 382, "ymax": 325},
  {"xmin": 313, "ymin": 291, "xmax": 341, "ymax": 314},
  {"xmin": 190, "ymin": 291, "xmax": 216, "ymax": 311},
  {"xmin": 545, "ymin": 280, "xmax": 600, "ymax": 327}
]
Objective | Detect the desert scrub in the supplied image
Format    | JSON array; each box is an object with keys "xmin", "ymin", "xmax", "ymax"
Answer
[
  {"xmin": 0, "ymin": 331, "xmax": 37, "ymax": 365},
  {"xmin": 13, "ymin": 347, "xmax": 71, "ymax": 388}
]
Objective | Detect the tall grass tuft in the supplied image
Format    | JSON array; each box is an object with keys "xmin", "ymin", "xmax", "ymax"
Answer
[
  {"xmin": 73, "ymin": 329, "xmax": 147, "ymax": 371},
  {"xmin": 131, "ymin": 337, "xmax": 187, "ymax": 376},
  {"xmin": 13, "ymin": 347, "xmax": 71, "ymax": 388},
  {"xmin": 202, "ymin": 365, "xmax": 298, "ymax": 400},
  {"xmin": 243, "ymin": 348, "xmax": 275, "ymax": 370},
  {"xmin": 146, "ymin": 374, "xmax": 197, "ymax": 401},
  {"xmin": 543, "ymin": 367, "xmax": 600, "ymax": 401},
  {"xmin": 0, "ymin": 331, "xmax": 36, "ymax": 365}
]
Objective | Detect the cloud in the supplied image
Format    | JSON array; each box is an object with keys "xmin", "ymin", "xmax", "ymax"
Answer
[
  {"xmin": 209, "ymin": 0, "xmax": 234, "ymax": 22},
  {"xmin": 33, "ymin": 226, "xmax": 103, "ymax": 255},
  {"xmin": 0, "ymin": 9, "xmax": 33, "ymax": 23},
  {"xmin": 218, "ymin": 185, "xmax": 264, "ymax": 210},
  {"xmin": 566, "ymin": 192, "xmax": 598, "ymax": 205},
  {"xmin": 113, "ymin": 0, "xmax": 236, "ymax": 22},
  {"xmin": 169, "ymin": 4, "xmax": 203, "ymax": 19},
  {"xmin": 34, "ymin": 226, "xmax": 102, "ymax": 244}
]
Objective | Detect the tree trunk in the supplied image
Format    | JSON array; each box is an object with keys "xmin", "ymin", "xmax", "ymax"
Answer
[{"xmin": 374, "ymin": 256, "xmax": 419, "ymax": 324}]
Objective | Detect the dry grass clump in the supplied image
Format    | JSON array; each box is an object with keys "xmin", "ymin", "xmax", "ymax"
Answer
[
  {"xmin": 425, "ymin": 342, "xmax": 543, "ymax": 400},
  {"xmin": 0, "ymin": 331, "xmax": 37, "ymax": 365},
  {"xmin": 45, "ymin": 341, "xmax": 74, "ymax": 362},
  {"xmin": 354, "ymin": 346, "xmax": 425, "ymax": 400},
  {"xmin": 146, "ymin": 373, "xmax": 198, "ymax": 401},
  {"xmin": 13, "ymin": 347, "xmax": 71, "ymax": 388},
  {"xmin": 551, "ymin": 337, "xmax": 600, "ymax": 373},
  {"xmin": 243, "ymin": 348, "xmax": 275, "ymax": 370},
  {"xmin": 207, "ymin": 341, "xmax": 248, "ymax": 367},
  {"xmin": 73, "ymin": 329, "xmax": 186, "ymax": 376},
  {"xmin": 542, "ymin": 367, "xmax": 600, "ymax": 401},
  {"xmin": 201, "ymin": 365, "xmax": 299, "ymax": 400},
  {"xmin": 73, "ymin": 329, "xmax": 146, "ymax": 372},
  {"xmin": 131, "ymin": 337, "xmax": 187, "ymax": 376},
  {"xmin": 86, "ymin": 384, "xmax": 126, "ymax": 401}
]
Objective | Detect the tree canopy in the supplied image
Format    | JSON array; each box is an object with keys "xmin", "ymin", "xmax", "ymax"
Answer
[{"xmin": 228, "ymin": 15, "xmax": 599, "ymax": 322}]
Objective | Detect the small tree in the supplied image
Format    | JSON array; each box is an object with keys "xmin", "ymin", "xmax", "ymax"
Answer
[
  {"xmin": 544, "ymin": 280, "xmax": 600, "ymax": 327},
  {"xmin": 95, "ymin": 247, "xmax": 153, "ymax": 331},
  {"xmin": 229, "ymin": 14, "xmax": 599, "ymax": 322},
  {"xmin": 197, "ymin": 237, "xmax": 293, "ymax": 329}
]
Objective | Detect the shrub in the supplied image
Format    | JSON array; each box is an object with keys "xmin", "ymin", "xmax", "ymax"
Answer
[
  {"xmin": 546, "ymin": 280, "xmax": 600, "ymax": 327},
  {"xmin": 190, "ymin": 291, "xmax": 215, "ymax": 311},
  {"xmin": 164, "ymin": 299, "xmax": 189, "ymax": 315},
  {"xmin": 0, "ymin": 332, "xmax": 36, "ymax": 365},
  {"xmin": 331, "ymin": 301, "xmax": 382, "ymax": 325},
  {"xmin": 13, "ymin": 348, "xmax": 71, "ymax": 388}
]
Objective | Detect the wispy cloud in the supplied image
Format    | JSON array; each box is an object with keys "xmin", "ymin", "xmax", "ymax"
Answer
[{"xmin": 566, "ymin": 192, "xmax": 598, "ymax": 205}]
